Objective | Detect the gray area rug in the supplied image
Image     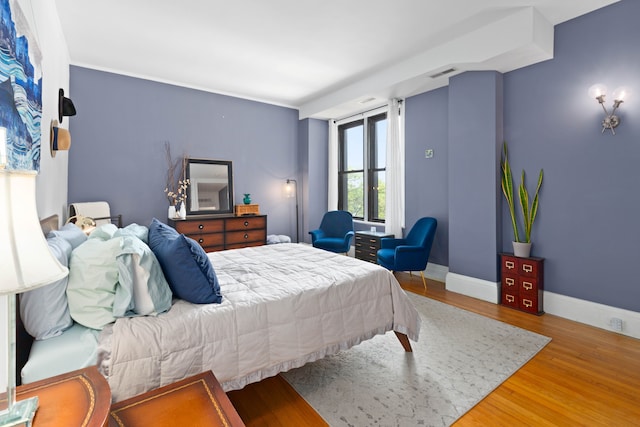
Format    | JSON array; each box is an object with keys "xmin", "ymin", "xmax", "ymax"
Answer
[{"xmin": 282, "ymin": 292, "xmax": 551, "ymax": 426}]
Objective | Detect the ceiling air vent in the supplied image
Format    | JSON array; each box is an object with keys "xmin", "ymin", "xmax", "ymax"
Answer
[{"xmin": 428, "ymin": 68, "xmax": 457, "ymax": 79}]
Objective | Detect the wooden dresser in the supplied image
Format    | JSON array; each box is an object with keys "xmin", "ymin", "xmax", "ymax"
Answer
[
  {"xmin": 354, "ymin": 231, "xmax": 394, "ymax": 264},
  {"xmin": 170, "ymin": 215, "xmax": 267, "ymax": 252},
  {"xmin": 500, "ymin": 253, "xmax": 544, "ymax": 315}
]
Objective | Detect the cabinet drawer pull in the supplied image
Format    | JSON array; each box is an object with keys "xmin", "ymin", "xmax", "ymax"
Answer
[
  {"xmin": 244, "ymin": 221, "xmax": 249, "ymax": 227},
  {"xmin": 244, "ymin": 233, "xmax": 249, "ymax": 239},
  {"xmin": 523, "ymin": 298, "xmax": 533, "ymax": 308},
  {"xmin": 523, "ymin": 281, "xmax": 533, "ymax": 291},
  {"xmin": 198, "ymin": 238, "xmax": 204, "ymax": 243},
  {"xmin": 523, "ymin": 264, "xmax": 533, "ymax": 273},
  {"xmin": 505, "ymin": 278, "xmax": 515, "ymax": 286},
  {"xmin": 505, "ymin": 261, "xmax": 515, "ymax": 270},
  {"xmin": 369, "ymin": 246, "xmax": 377, "ymax": 250},
  {"xmin": 198, "ymin": 224, "xmax": 204, "ymax": 230},
  {"xmin": 369, "ymin": 239, "xmax": 377, "ymax": 243},
  {"xmin": 506, "ymin": 295, "xmax": 515, "ymax": 303}
]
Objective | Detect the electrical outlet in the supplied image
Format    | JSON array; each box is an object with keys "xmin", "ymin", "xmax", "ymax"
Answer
[
  {"xmin": 425, "ymin": 149, "xmax": 434, "ymax": 158},
  {"xmin": 610, "ymin": 317, "xmax": 623, "ymax": 332}
]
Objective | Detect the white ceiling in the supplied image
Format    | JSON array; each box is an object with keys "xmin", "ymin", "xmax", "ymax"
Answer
[{"xmin": 55, "ymin": 0, "xmax": 617, "ymax": 120}]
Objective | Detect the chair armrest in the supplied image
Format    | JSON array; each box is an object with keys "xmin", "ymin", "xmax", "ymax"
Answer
[
  {"xmin": 380, "ymin": 238, "xmax": 406, "ymax": 249},
  {"xmin": 309, "ymin": 229, "xmax": 325, "ymax": 243},
  {"xmin": 395, "ymin": 245, "xmax": 426, "ymax": 254},
  {"xmin": 343, "ymin": 231, "xmax": 355, "ymax": 246}
]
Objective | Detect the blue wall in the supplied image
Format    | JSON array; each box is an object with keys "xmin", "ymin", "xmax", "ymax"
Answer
[
  {"xmin": 404, "ymin": 87, "xmax": 449, "ymax": 266},
  {"xmin": 68, "ymin": 67, "xmax": 300, "ymax": 237},
  {"xmin": 502, "ymin": 0, "xmax": 640, "ymax": 311},
  {"xmin": 67, "ymin": 0, "xmax": 640, "ymax": 313},
  {"xmin": 403, "ymin": 0, "xmax": 640, "ymax": 312}
]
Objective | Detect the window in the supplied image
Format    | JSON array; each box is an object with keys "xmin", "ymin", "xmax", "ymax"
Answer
[{"xmin": 338, "ymin": 112, "xmax": 387, "ymax": 222}]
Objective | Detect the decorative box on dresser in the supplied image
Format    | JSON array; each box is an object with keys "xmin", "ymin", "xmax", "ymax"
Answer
[
  {"xmin": 170, "ymin": 215, "xmax": 267, "ymax": 252},
  {"xmin": 500, "ymin": 253, "xmax": 544, "ymax": 315},
  {"xmin": 355, "ymin": 231, "xmax": 394, "ymax": 264}
]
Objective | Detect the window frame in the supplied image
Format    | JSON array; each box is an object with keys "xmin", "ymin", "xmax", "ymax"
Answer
[{"xmin": 337, "ymin": 109, "xmax": 387, "ymax": 223}]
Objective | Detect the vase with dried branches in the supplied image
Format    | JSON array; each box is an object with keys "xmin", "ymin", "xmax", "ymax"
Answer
[{"xmin": 164, "ymin": 142, "xmax": 189, "ymax": 219}]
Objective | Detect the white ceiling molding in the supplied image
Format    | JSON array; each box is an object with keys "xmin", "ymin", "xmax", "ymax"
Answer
[{"xmin": 55, "ymin": 0, "xmax": 618, "ymax": 121}]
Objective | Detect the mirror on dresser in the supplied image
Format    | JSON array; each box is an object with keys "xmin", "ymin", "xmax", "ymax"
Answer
[{"xmin": 186, "ymin": 158, "xmax": 234, "ymax": 215}]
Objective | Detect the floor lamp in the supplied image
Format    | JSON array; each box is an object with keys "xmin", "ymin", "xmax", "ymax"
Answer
[
  {"xmin": 285, "ymin": 179, "xmax": 299, "ymax": 243},
  {"xmin": 0, "ymin": 170, "xmax": 69, "ymax": 426}
]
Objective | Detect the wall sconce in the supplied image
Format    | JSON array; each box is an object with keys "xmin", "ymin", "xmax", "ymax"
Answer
[
  {"xmin": 285, "ymin": 179, "xmax": 299, "ymax": 243},
  {"xmin": 588, "ymin": 84, "xmax": 630, "ymax": 135}
]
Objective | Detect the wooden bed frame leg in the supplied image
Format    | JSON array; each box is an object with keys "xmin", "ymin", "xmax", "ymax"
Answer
[{"xmin": 394, "ymin": 332, "xmax": 413, "ymax": 352}]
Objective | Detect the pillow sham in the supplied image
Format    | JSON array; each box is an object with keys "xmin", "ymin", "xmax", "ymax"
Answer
[
  {"xmin": 47, "ymin": 222, "xmax": 87, "ymax": 249},
  {"xmin": 148, "ymin": 218, "xmax": 222, "ymax": 304},
  {"xmin": 19, "ymin": 235, "xmax": 74, "ymax": 340},
  {"xmin": 66, "ymin": 235, "xmax": 125, "ymax": 329},
  {"xmin": 117, "ymin": 235, "xmax": 172, "ymax": 316}
]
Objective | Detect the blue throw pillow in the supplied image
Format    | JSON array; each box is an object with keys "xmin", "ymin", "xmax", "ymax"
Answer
[{"xmin": 148, "ymin": 218, "xmax": 222, "ymax": 304}]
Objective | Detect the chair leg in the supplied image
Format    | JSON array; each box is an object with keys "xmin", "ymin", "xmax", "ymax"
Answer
[{"xmin": 419, "ymin": 271, "xmax": 427, "ymax": 290}]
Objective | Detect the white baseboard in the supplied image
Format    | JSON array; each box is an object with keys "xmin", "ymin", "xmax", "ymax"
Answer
[
  {"xmin": 445, "ymin": 272, "xmax": 499, "ymax": 304},
  {"xmin": 441, "ymin": 272, "xmax": 640, "ymax": 340},
  {"xmin": 425, "ymin": 263, "xmax": 448, "ymax": 283},
  {"xmin": 544, "ymin": 291, "xmax": 640, "ymax": 339}
]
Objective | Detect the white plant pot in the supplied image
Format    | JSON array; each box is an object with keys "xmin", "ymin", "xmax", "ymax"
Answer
[{"xmin": 513, "ymin": 241, "xmax": 532, "ymax": 258}]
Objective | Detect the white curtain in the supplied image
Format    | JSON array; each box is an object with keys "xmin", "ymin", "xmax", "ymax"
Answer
[
  {"xmin": 327, "ymin": 119, "xmax": 338, "ymax": 211},
  {"xmin": 384, "ymin": 99, "xmax": 405, "ymax": 238}
]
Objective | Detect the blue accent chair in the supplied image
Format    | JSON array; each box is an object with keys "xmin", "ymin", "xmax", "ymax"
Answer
[
  {"xmin": 309, "ymin": 210, "xmax": 355, "ymax": 254},
  {"xmin": 377, "ymin": 217, "xmax": 437, "ymax": 289}
]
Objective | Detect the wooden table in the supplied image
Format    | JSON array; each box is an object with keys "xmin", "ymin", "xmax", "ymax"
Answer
[
  {"xmin": 4, "ymin": 366, "xmax": 111, "ymax": 427},
  {"xmin": 108, "ymin": 371, "xmax": 245, "ymax": 426}
]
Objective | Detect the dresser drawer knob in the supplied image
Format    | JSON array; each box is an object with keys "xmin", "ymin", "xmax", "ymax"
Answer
[
  {"xmin": 523, "ymin": 281, "xmax": 533, "ymax": 290},
  {"xmin": 506, "ymin": 295, "xmax": 515, "ymax": 303},
  {"xmin": 505, "ymin": 278, "xmax": 515, "ymax": 286},
  {"xmin": 198, "ymin": 238, "xmax": 204, "ymax": 243},
  {"xmin": 523, "ymin": 264, "xmax": 533, "ymax": 273},
  {"xmin": 198, "ymin": 224, "xmax": 204, "ymax": 230},
  {"xmin": 244, "ymin": 233, "xmax": 249, "ymax": 239},
  {"xmin": 523, "ymin": 299, "xmax": 533, "ymax": 308},
  {"xmin": 505, "ymin": 261, "xmax": 515, "ymax": 269},
  {"xmin": 244, "ymin": 221, "xmax": 249, "ymax": 227}
]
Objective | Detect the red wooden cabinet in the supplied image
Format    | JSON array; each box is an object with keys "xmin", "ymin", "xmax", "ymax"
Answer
[{"xmin": 500, "ymin": 253, "xmax": 544, "ymax": 315}]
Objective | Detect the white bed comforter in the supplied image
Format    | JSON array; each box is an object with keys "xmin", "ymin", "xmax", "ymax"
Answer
[{"xmin": 98, "ymin": 243, "xmax": 421, "ymax": 402}]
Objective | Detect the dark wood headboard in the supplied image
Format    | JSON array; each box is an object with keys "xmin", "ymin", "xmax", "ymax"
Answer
[{"xmin": 15, "ymin": 214, "xmax": 60, "ymax": 384}]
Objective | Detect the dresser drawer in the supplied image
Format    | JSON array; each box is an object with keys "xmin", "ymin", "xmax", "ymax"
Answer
[
  {"xmin": 175, "ymin": 219, "xmax": 224, "ymax": 235},
  {"xmin": 226, "ymin": 229, "xmax": 266, "ymax": 246},
  {"xmin": 191, "ymin": 233, "xmax": 225, "ymax": 250},
  {"xmin": 354, "ymin": 231, "xmax": 394, "ymax": 264},
  {"xmin": 226, "ymin": 216, "xmax": 266, "ymax": 231}
]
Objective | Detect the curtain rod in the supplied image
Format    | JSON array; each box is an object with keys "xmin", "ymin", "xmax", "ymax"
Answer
[{"xmin": 332, "ymin": 99, "xmax": 403, "ymax": 123}]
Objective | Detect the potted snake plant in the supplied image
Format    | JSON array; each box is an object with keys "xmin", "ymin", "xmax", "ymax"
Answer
[{"xmin": 501, "ymin": 142, "xmax": 543, "ymax": 258}]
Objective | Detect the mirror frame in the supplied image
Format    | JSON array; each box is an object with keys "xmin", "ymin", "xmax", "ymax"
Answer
[{"xmin": 185, "ymin": 158, "xmax": 234, "ymax": 216}]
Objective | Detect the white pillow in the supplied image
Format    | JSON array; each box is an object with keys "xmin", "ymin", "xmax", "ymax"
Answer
[
  {"xmin": 66, "ymin": 236, "xmax": 124, "ymax": 329},
  {"xmin": 19, "ymin": 236, "xmax": 74, "ymax": 340},
  {"xmin": 116, "ymin": 235, "xmax": 172, "ymax": 316}
]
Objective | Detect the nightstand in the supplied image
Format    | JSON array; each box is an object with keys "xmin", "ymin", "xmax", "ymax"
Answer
[
  {"xmin": 500, "ymin": 253, "xmax": 544, "ymax": 315},
  {"xmin": 108, "ymin": 371, "xmax": 245, "ymax": 427},
  {"xmin": 355, "ymin": 231, "xmax": 394, "ymax": 264},
  {"xmin": 5, "ymin": 366, "xmax": 111, "ymax": 427}
]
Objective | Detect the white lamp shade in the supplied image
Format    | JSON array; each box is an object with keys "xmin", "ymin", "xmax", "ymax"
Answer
[{"xmin": 0, "ymin": 170, "xmax": 68, "ymax": 295}]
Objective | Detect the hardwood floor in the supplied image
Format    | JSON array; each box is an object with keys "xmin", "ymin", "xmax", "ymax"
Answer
[{"xmin": 228, "ymin": 273, "xmax": 640, "ymax": 426}]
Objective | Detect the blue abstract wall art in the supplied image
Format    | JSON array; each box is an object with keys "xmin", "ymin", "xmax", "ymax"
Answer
[{"xmin": 0, "ymin": 0, "xmax": 43, "ymax": 171}]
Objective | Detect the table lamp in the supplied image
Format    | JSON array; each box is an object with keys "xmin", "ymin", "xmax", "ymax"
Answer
[{"xmin": 0, "ymin": 169, "xmax": 69, "ymax": 425}]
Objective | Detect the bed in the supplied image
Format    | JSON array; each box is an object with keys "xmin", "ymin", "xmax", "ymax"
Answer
[{"xmin": 19, "ymin": 215, "xmax": 421, "ymax": 403}]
